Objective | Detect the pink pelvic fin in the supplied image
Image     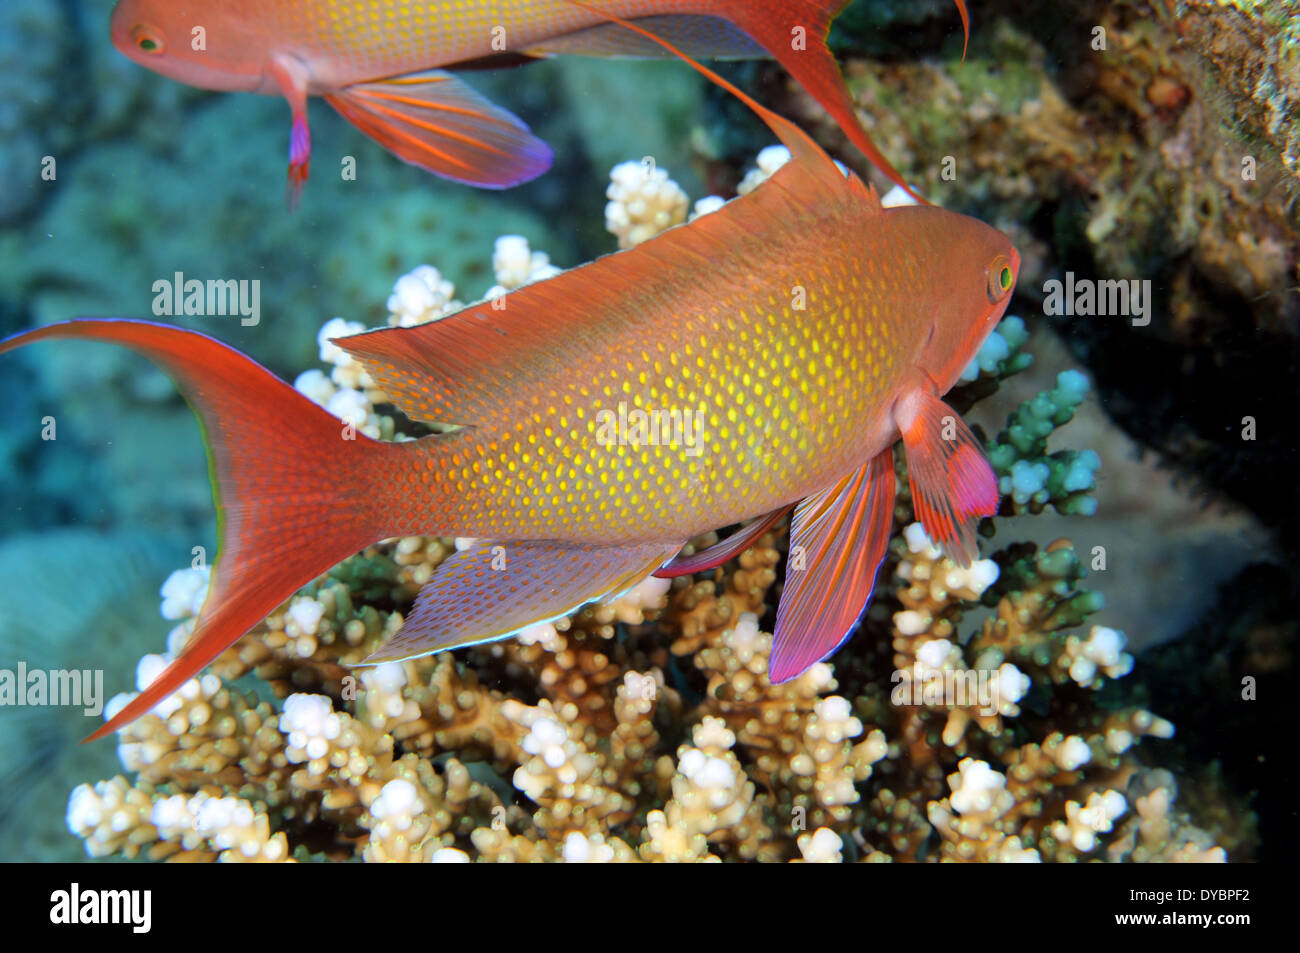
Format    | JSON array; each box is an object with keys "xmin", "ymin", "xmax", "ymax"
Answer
[
  {"xmin": 268, "ymin": 53, "xmax": 312, "ymax": 207},
  {"xmin": 286, "ymin": 113, "xmax": 310, "ymax": 209}
]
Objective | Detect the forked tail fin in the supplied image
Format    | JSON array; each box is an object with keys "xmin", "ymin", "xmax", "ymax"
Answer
[{"xmin": 0, "ymin": 320, "xmax": 403, "ymax": 741}]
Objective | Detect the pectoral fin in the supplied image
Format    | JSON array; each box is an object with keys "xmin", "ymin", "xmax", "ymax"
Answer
[
  {"xmin": 325, "ymin": 70, "xmax": 553, "ymax": 188},
  {"xmin": 896, "ymin": 388, "xmax": 999, "ymax": 567},
  {"xmin": 363, "ymin": 538, "xmax": 680, "ymax": 662},
  {"xmin": 770, "ymin": 448, "xmax": 896, "ymax": 683}
]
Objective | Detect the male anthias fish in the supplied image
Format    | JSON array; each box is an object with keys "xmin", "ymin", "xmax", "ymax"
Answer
[
  {"xmin": 109, "ymin": 0, "xmax": 968, "ymax": 199},
  {"xmin": 2, "ymin": 25, "xmax": 1016, "ymax": 742}
]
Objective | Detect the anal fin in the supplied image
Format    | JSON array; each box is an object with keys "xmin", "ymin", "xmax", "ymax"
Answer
[
  {"xmin": 770, "ymin": 448, "xmax": 896, "ymax": 683},
  {"xmin": 325, "ymin": 69, "xmax": 552, "ymax": 188},
  {"xmin": 363, "ymin": 538, "xmax": 681, "ymax": 662}
]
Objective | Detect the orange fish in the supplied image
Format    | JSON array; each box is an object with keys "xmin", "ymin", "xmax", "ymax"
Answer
[
  {"xmin": 110, "ymin": 0, "xmax": 968, "ymax": 199},
  {"xmin": 4, "ymin": 16, "xmax": 1013, "ymax": 742}
]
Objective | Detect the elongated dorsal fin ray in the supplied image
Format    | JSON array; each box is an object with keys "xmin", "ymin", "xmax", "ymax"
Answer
[
  {"xmin": 340, "ymin": 5, "xmax": 883, "ymax": 426},
  {"xmin": 957, "ymin": 0, "xmax": 971, "ymax": 61},
  {"xmin": 566, "ymin": 0, "xmax": 861, "ymax": 200},
  {"xmin": 341, "ymin": 148, "xmax": 871, "ymax": 429}
]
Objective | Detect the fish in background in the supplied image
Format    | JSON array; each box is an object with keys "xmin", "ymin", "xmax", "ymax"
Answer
[
  {"xmin": 2, "ymin": 12, "xmax": 1013, "ymax": 741},
  {"xmin": 109, "ymin": 0, "xmax": 969, "ymax": 200}
]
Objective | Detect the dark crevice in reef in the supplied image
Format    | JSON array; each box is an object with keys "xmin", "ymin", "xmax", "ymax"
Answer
[
  {"xmin": 814, "ymin": 0, "xmax": 1300, "ymax": 556},
  {"xmin": 1043, "ymin": 249, "xmax": 1300, "ymax": 554},
  {"xmin": 1134, "ymin": 560, "xmax": 1295, "ymax": 862}
]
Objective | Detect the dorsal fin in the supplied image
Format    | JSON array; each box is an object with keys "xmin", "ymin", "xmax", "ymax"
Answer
[
  {"xmin": 523, "ymin": 14, "xmax": 765, "ymax": 59},
  {"xmin": 339, "ymin": 6, "xmax": 879, "ymax": 429},
  {"xmin": 339, "ymin": 144, "xmax": 869, "ymax": 427}
]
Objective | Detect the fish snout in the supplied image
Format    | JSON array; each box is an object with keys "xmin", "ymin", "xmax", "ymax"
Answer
[
  {"xmin": 108, "ymin": 3, "xmax": 262, "ymax": 93},
  {"xmin": 914, "ymin": 218, "xmax": 1022, "ymax": 394}
]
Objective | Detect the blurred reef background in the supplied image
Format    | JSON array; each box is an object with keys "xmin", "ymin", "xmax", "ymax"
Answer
[{"xmin": 0, "ymin": 0, "xmax": 1295, "ymax": 861}]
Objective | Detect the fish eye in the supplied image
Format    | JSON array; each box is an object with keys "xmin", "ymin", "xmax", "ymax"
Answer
[
  {"xmin": 986, "ymin": 256, "xmax": 1014, "ymax": 303},
  {"xmin": 132, "ymin": 25, "xmax": 164, "ymax": 54}
]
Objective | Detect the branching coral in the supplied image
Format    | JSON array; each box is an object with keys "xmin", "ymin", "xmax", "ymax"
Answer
[
  {"xmin": 63, "ymin": 154, "xmax": 1246, "ymax": 864},
  {"xmin": 605, "ymin": 159, "xmax": 689, "ymax": 248},
  {"xmin": 984, "ymin": 370, "xmax": 1101, "ymax": 517}
]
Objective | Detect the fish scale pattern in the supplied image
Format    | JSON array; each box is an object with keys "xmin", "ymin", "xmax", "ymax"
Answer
[
  {"xmin": 364, "ymin": 245, "xmax": 921, "ymax": 546},
  {"xmin": 273, "ymin": 1, "xmax": 698, "ymax": 77}
]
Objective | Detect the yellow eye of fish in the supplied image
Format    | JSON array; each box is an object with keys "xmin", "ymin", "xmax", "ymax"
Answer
[
  {"xmin": 132, "ymin": 26, "xmax": 164, "ymax": 55},
  {"xmin": 987, "ymin": 257, "xmax": 1014, "ymax": 302}
]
